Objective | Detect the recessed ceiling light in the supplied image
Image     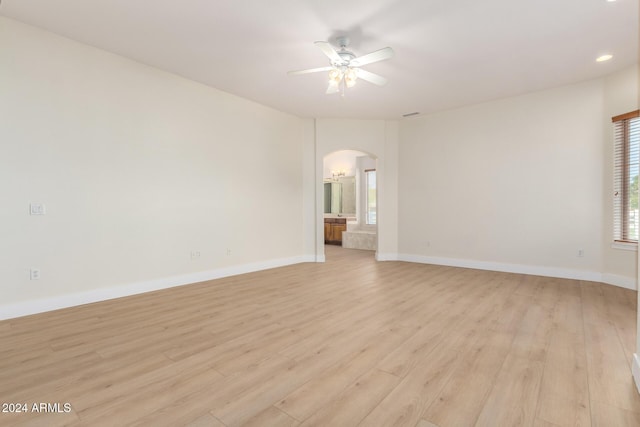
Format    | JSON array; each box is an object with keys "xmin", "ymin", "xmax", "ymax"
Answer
[
  {"xmin": 606, "ymin": 0, "xmax": 616, "ymax": 2},
  {"xmin": 596, "ymin": 54, "xmax": 613, "ymax": 62}
]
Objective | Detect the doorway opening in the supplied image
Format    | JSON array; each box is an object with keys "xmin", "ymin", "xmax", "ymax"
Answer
[{"xmin": 322, "ymin": 150, "xmax": 378, "ymax": 259}]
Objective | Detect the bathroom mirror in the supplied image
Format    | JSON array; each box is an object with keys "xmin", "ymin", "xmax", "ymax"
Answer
[{"xmin": 324, "ymin": 176, "xmax": 355, "ymax": 215}]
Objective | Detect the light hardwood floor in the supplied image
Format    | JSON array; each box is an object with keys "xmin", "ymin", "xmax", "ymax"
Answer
[{"xmin": 1, "ymin": 245, "xmax": 640, "ymax": 426}]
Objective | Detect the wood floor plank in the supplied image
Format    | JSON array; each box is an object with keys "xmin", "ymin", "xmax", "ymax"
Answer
[
  {"xmin": 600, "ymin": 284, "xmax": 638, "ymax": 366},
  {"xmin": 298, "ymin": 368, "xmax": 400, "ymax": 427},
  {"xmin": 210, "ymin": 323, "xmax": 410, "ymax": 425},
  {"xmin": 275, "ymin": 325, "xmax": 414, "ymax": 421},
  {"xmin": 422, "ymin": 330, "xmax": 514, "ymax": 427},
  {"xmin": 240, "ymin": 406, "xmax": 300, "ymax": 427},
  {"xmin": 581, "ymin": 282, "xmax": 640, "ymax": 418},
  {"xmin": 185, "ymin": 414, "xmax": 226, "ymax": 427},
  {"xmin": 591, "ymin": 400, "xmax": 640, "ymax": 427},
  {"xmin": 360, "ymin": 330, "xmax": 475, "ymax": 426},
  {"xmin": 74, "ymin": 367, "xmax": 224, "ymax": 425},
  {"xmin": 1, "ymin": 245, "xmax": 639, "ymax": 426},
  {"xmin": 535, "ymin": 288, "xmax": 591, "ymax": 427},
  {"xmin": 0, "ymin": 351, "xmax": 105, "ymax": 397},
  {"xmin": 376, "ymin": 269, "xmax": 511, "ymax": 379},
  {"xmin": 474, "ymin": 355, "xmax": 544, "ymax": 427},
  {"xmin": 473, "ymin": 296, "xmax": 557, "ymax": 427},
  {"xmin": 2, "ymin": 352, "xmax": 173, "ymax": 404}
]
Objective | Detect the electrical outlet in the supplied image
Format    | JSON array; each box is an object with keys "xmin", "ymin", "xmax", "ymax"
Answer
[
  {"xmin": 29, "ymin": 203, "xmax": 46, "ymax": 215},
  {"xmin": 190, "ymin": 251, "xmax": 200, "ymax": 260},
  {"xmin": 577, "ymin": 249, "xmax": 584, "ymax": 258},
  {"xmin": 30, "ymin": 268, "xmax": 41, "ymax": 280}
]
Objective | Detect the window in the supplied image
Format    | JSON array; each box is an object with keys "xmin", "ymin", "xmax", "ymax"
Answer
[
  {"xmin": 613, "ymin": 110, "xmax": 640, "ymax": 243},
  {"xmin": 365, "ymin": 169, "xmax": 377, "ymax": 225}
]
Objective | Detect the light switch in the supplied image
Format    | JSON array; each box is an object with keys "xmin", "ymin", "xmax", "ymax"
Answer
[{"xmin": 30, "ymin": 203, "xmax": 46, "ymax": 215}]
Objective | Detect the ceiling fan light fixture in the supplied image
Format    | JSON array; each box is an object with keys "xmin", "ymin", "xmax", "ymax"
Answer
[
  {"xmin": 345, "ymin": 68, "xmax": 358, "ymax": 88},
  {"xmin": 289, "ymin": 38, "xmax": 393, "ymax": 95},
  {"xmin": 328, "ymin": 68, "xmax": 342, "ymax": 85}
]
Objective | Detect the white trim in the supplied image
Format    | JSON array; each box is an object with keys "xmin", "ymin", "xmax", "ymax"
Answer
[
  {"xmin": 633, "ymin": 354, "xmax": 640, "ymax": 395},
  {"xmin": 300, "ymin": 255, "xmax": 317, "ymax": 263},
  {"xmin": 4, "ymin": 252, "xmax": 636, "ymax": 320},
  {"xmin": 611, "ymin": 241, "xmax": 638, "ymax": 251},
  {"xmin": 376, "ymin": 252, "xmax": 399, "ymax": 261},
  {"xmin": 0, "ymin": 256, "xmax": 311, "ymax": 321},
  {"xmin": 398, "ymin": 253, "xmax": 600, "ymax": 281},
  {"xmin": 601, "ymin": 273, "xmax": 638, "ymax": 290},
  {"xmin": 396, "ymin": 253, "xmax": 637, "ymax": 290}
]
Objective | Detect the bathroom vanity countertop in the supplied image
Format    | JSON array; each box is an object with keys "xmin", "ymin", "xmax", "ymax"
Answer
[{"xmin": 323, "ymin": 214, "xmax": 356, "ymax": 220}]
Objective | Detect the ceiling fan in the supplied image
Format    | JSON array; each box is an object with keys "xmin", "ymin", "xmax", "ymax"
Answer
[{"xmin": 288, "ymin": 37, "xmax": 394, "ymax": 95}]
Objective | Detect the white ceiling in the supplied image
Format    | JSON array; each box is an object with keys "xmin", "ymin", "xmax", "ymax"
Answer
[{"xmin": 1, "ymin": 0, "xmax": 638, "ymax": 119}]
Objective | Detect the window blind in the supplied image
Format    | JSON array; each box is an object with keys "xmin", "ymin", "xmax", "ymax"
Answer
[
  {"xmin": 365, "ymin": 169, "xmax": 377, "ymax": 225},
  {"xmin": 613, "ymin": 110, "xmax": 640, "ymax": 243}
]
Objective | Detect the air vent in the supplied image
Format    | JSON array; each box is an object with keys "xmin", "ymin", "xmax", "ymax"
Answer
[{"xmin": 402, "ymin": 112, "xmax": 419, "ymax": 117}]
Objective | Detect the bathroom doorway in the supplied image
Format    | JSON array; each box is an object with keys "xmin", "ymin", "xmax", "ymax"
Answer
[{"xmin": 322, "ymin": 150, "xmax": 378, "ymax": 259}]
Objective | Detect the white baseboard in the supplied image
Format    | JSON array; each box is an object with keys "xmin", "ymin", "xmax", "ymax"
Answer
[
  {"xmin": 395, "ymin": 253, "xmax": 637, "ymax": 290},
  {"xmin": 601, "ymin": 273, "xmax": 638, "ymax": 290},
  {"xmin": 0, "ymin": 255, "xmax": 311, "ymax": 321},
  {"xmin": 633, "ymin": 354, "xmax": 640, "ymax": 395},
  {"xmin": 376, "ymin": 252, "xmax": 399, "ymax": 261},
  {"xmin": 4, "ymin": 252, "xmax": 636, "ymax": 321},
  {"xmin": 300, "ymin": 255, "xmax": 317, "ymax": 263}
]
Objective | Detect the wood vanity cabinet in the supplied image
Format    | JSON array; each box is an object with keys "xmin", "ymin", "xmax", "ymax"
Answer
[
  {"xmin": 324, "ymin": 222, "xmax": 332, "ymax": 241},
  {"xmin": 324, "ymin": 218, "xmax": 347, "ymax": 245}
]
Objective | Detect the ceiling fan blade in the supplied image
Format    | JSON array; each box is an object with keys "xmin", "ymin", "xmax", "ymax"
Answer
[
  {"xmin": 288, "ymin": 66, "xmax": 333, "ymax": 76},
  {"xmin": 326, "ymin": 82, "xmax": 340, "ymax": 95},
  {"xmin": 351, "ymin": 47, "xmax": 394, "ymax": 67},
  {"xmin": 356, "ymin": 69, "xmax": 388, "ymax": 86},
  {"xmin": 315, "ymin": 41, "xmax": 343, "ymax": 64}
]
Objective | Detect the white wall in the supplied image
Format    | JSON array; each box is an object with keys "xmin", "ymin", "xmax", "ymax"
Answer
[
  {"xmin": 0, "ymin": 17, "xmax": 307, "ymax": 318},
  {"xmin": 398, "ymin": 79, "xmax": 608, "ymax": 281},
  {"xmin": 302, "ymin": 119, "xmax": 317, "ymax": 259},
  {"xmin": 382, "ymin": 120, "xmax": 400, "ymax": 257},
  {"xmin": 313, "ymin": 119, "xmax": 399, "ymax": 260}
]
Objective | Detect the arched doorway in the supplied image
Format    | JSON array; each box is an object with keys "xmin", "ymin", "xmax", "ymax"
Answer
[{"xmin": 320, "ymin": 149, "xmax": 378, "ymax": 259}]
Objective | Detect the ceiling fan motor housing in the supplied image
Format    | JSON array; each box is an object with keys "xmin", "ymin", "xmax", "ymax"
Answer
[
  {"xmin": 333, "ymin": 36, "xmax": 355, "ymax": 67},
  {"xmin": 335, "ymin": 51, "xmax": 355, "ymax": 67}
]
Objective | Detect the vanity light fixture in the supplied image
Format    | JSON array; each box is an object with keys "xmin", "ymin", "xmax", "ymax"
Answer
[{"xmin": 332, "ymin": 170, "xmax": 346, "ymax": 179}]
